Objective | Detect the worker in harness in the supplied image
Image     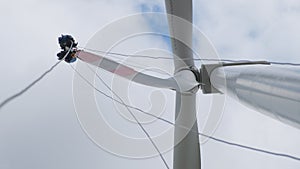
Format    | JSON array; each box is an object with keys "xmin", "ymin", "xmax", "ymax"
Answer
[{"xmin": 57, "ymin": 35, "xmax": 78, "ymax": 63}]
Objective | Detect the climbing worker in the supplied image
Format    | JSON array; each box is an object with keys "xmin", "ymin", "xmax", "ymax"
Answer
[{"xmin": 57, "ymin": 34, "xmax": 78, "ymax": 63}]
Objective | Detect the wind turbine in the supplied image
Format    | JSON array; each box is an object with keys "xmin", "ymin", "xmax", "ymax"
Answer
[
  {"xmin": 75, "ymin": 0, "xmax": 201, "ymax": 167},
  {"xmin": 0, "ymin": 1, "xmax": 298, "ymax": 168},
  {"xmin": 71, "ymin": 0, "xmax": 300, "ymax": 169}
]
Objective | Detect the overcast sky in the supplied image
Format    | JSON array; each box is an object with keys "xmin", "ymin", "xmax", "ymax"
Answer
[{"xmin": 0, "ymin": 0, "xmax": 300, "ymax": 169}]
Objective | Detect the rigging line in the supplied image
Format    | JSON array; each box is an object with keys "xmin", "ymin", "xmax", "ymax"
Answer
[
  {"xmin": 80, "ymin": 47, "xmax": 174, "ymax": 59},
  {"xmin": 87, "ymin": 65, "xmax": 170, "ymax": 169},
  {"xmin": 70, "ymin": 64, "xmax": 170, "ymax": 169},
  {"xmin": 79, "ymin": 46, "xmax": 209, "ymax": 61},
  {"xmin": 79, "ymin": 47, "xmax": 300, "ymax": 66},
  {"xmin": 0, "ymin": 61, "xmax": 61, "ymax": 110},
  {"xmin": 70, "ymin": 64, "xmax": 300, "ymax": 163},
  {"xmin": 270, "ymin": 62, "xmax": 300, "ymax": 66},
  {"xmin": 104, "ymin": 57, "xmax": 172, "ymax": 75},
  {"xmin": 0, "ymin": 44, "xmax": 73, "ymax": 110},
  {"xmin": 70, "ymin": 64, "xmax": 173, "ymax": 125}
]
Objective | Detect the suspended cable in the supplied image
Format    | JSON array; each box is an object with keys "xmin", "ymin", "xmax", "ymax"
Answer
[
  {"xmin": 269, "ymin": 61, "xmax": 300, "ymax": 66},
  {"xmin": 87, "ymin": 65, "xmax": 170, "ymax": 169},
  {"xmin": 79, "ymin": 47, "xmax": 300, "ymax": 66},
  {"xmin": 70, "ymin": 64, "xmax": 170, "ymax": 169},
  {"xmin": 71, "ymin": 63, "xmax": 300, "ymax": 163},
  {"xmin": 0, "ymin": 45, "xmax": 73, "ymax": 110},
  {"xmin": 102, "ymin": 56, "xmax": 170, "ymax": 75},
  {"xmin": 0, "ymin": 61, "xmax": 60, "ymax": 110}
]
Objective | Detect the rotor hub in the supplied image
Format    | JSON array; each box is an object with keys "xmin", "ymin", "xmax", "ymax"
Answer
[{"xmin": 174, "ymin": 67, "xmax": 201, "ymax": 94}]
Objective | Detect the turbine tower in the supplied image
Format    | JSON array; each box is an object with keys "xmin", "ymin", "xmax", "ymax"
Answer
[{"xmin": 165, "ymin": 0, "xmax": 201, "ymax": 169}]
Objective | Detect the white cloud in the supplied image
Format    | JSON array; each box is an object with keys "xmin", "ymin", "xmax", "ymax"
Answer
[{"xmin": 194, "ymin": 0, "xmax": 300, "ymax": 61}]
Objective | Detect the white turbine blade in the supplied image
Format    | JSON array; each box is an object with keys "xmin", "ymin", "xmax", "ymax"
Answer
[
  {"xmin": 76, "ymin": 50, "xmax": 179, "ymax": 90},
  {"xmin": 165, "ymin": 0, "xmax": 201, "ymax": 169},
  {"xmin": 210, "ymin": 65, "xmax": 300, "ymax": 129},
  {"xmin": 165, "ymin": 0, "xmax": 194, "ymax": 70}
]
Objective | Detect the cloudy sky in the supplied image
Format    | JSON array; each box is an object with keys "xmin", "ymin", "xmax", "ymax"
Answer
[{"xmin": 1, "ymin": 0, "xmax": 300, "ymax": 169}]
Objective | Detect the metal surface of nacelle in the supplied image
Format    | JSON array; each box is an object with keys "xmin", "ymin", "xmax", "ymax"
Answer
[
  {"xmin": 200, "ymin": 61, "xmax": 270, "ymax": 94},
  {"xmin": 201, "ymin": 62, "xmax": 300, "ymax": 129},
  {"xmin": 200, "ymin": 63, "xmax": 223, "ymax": 94}
]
